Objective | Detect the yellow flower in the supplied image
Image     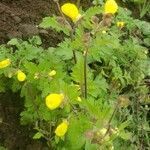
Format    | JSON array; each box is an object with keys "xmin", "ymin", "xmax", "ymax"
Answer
[
  {"xmin": 96, "ymin": 128, "xmax": 110, "ymax": 142},
  {"xmin": 117, "ymin": 21, "xmax": 125, "ymax": 28},
  {"xmin": 45, "ymin": 93, "xmax": 64, "ymax": 110},
  {"xmin": 74, "ymin": 84, "xmax": 81, "ymax": 90},
  {"xmin": 48, "ymin": 70, "xmax": 56, "ymax": 77},
  {"xmin": 61, "ymin": 3, "xmax": 81, "ymax": 22},
  {"xmin": 104, "ymin": 0, "xmax": 118, "ymax": 14},
  {"xmin": 77, "ymin": 97, "xmax": 82, "ymax": 102},
  {"xmin": 102, "ymin": 30, "xmax": 107, "ymax": 34},
  {"xmin": 55, "ymin": 120, "xmax": 68, "ymax": 137},
  {"xmin": 0, "ymin": 59, "xmax": 11, "ymax": 69},
  {"xmin": 17, "ymin": 70, "xmax": 26, "ymax": 82}
]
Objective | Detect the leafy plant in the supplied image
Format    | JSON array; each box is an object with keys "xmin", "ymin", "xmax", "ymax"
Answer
[{"xmin": 0, "ymin": 0, "xmax": 149, "ymax": 149}]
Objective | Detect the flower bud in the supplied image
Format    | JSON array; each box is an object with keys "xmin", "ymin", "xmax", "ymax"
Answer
[
  {"xmin": 17, "ymin": 70, "xmax": 26, "ymax": 82},
  {"xmin": 55, "ymin": 120, "xmax": 68, "ymax": 137}
]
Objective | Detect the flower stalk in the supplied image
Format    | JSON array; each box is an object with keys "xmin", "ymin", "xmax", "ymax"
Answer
[
  {"xmin": 83, "ymin": 49, "xmax": 88, "ymax": 99},
  {"xmin": 54, "ymin": 0, "xmax": 78, "ymax": 64}
]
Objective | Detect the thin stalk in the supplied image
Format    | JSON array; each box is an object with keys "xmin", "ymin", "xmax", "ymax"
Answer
[
  {"xmin": 83, "ymin": 49, "xmax": 88, "ymax": 99},
  {"xmin": 53, "ymin": 0, "xmax": 77, "ymax": 64},
  {"xmin": 70, "ymin": 26, "xmax": 77, "ymax": 64},
  {"xmin": 77, "ymin": 0, "xmax": 81, "ymax": 7},
  {"xmin": 101, "ymin": 103, "xmax": 118, "ymax": 140},
  {"xmin": 54, "ymin": 0, "xmax": 71, "ymax": 29}
]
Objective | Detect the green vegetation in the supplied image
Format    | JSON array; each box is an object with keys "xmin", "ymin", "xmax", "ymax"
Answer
[{"xmin": 0, "ymin": 0, "xmax": 149, "ymax": 149}]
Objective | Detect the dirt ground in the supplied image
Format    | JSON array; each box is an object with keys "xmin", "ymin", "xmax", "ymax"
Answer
[
  {"xmin": 0, "ymin": 0, "xmax": 91, "ymax": 46},
  {"xmin": 0, "ymin": 92, "xmax": 48, "ymax": 150}
]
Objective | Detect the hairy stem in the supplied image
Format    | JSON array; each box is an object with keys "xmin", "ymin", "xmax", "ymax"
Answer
[
  {"xmin": 54, "ymin": 0, "xmax": 77, "ymax": 64},
  {"xmin": 84, "ymin": 49, "xmax": 88, "ymax": 99},
  {"xmin": 77, "ymin": 0, "xmax": 81, "ymax": 7},
  {"xmin": 70, "ymin": 26, "xmax": 77, "ymax": 64},
  {"xmin": 101, "ymin": 102, "xmax": 118, "ymax": 140}
]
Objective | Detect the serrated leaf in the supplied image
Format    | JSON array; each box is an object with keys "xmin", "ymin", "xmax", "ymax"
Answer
[
  {"xmin": 29, "ymin": 36, "xmax": 42, "ymax": 45},
  {"xmin": 7, "ymin": 38, "xmax": 19, "ymax": 45},
  {"xmin": 71, "ymin": 57, "xmax": 84, "ymax": 83},
  {"xmin": 119, "ymin": 131, "xmax": 132, "ymax": 140},
  {"xmin": 33, "ymin": 132, "xmax": 44, "ymax": 139},
  {"xmin": 65, "ymin": 115, "xmax": 92, "ymax": 149},
  {"xmin": 55, "ymin": 39, "xmax": 73, "ymax": 60},
  {"xmin": 39, "ymin": 16, "xmax": 69, "ymax": 35}
]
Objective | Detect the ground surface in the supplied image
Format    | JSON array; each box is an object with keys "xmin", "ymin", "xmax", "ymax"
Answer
[{"xmin": 0, "ymin": 0, "xmax": 91, "ymax": 46}]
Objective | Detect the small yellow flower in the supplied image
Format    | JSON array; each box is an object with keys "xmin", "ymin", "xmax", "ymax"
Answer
[
  {"xmin": 104, "ymin": 0, "xmax": 118, "ymax": 14},
  {"xmin": 77, "ymin": 97, "xmax": 82, "ymax": 102},
  {"xmin": 96, "ymin": 128, "xmax": 110, "ymax": 142},
  {"xmin": 17, "ymin": 70, "xmax": 26, "ymax": 82},
  {"xmin": 45, "ymin": 93, "xmax": 64, "ymax": 110},
  {"xmin": 102, "ymin": 30, "xmax": 107, "ymax": 34},
  {"xmin": 61, "ymin": 3, "xmax": 81, "ymax": 22},
  {"xmin": 74, "ymin": 84, "xmax": 81, "ymax": 90},
  {"xmin": 48, "ymin": 70, "xmax": 56, "ymax": 77},
  {"xmin": 117, "ymin": 21, "xmax": 125, "ymax": 28},
  {"xmin": 55, "ymin": 120, "xmax": 68, "ymax": 137},
  {"xmin": 0, "ymin": 59, "xmax": 11, "ymax": 69},
  {"xmin": 98, "ymin": 128, "xmax": 107, "ymax": 136},
  {"xmin": 111, "ymin": 127, "xmax": 119, "ymax": 135}
]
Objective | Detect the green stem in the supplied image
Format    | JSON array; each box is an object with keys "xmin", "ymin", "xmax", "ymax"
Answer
[
  {"xmin": 70, "ymin": 26, "xmax": 77, "ymax": 64},
  {"xmin": 54, "ymin": 0, "xmax": 77, "ymax": 64},
  {"xmin": 101, "ymin": 103, "xmax": 118, "ymax": 140},
  {"xmin": 54, "ymin": 0, "xmax": 71, "ymax": 28},
  {"xmin": 84, "ymin": 49, "xmax": 88, "ymax": 99},
  {"xmin": 77, "ymin": 0, "xmax": 81, "ymax": 7}
]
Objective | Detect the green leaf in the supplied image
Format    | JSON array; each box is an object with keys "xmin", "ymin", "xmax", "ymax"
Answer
[
  {"xmin": 82, "ymin": 6, "xmax": 103, "ymax": 29},
  {"xmin": 55, "ymin": 39, "xmax": 73, "ymax": 60},
  {"xmin": 119, "ymin": 131, "xmax": 132, "ymax": 140},
  {"xmin": 29, "ymin": 36, "xmax": 42, "ymax": 45},
  {"xmin": 7, "ymin": 38, "xmax": 19, "ymax": 45},
  {"xmin": 33, "ymin": 132, "xmax": 44, "ymax": 139},
  {"xmin": 65, "ymin": 115, "xmax": 92, "ymax": 149},
  {"xmin": 118, "ymin": 120, "xmax": 130, "ymax": 131},
  {"xmin": 71, "ymin": 57, "xmax": 84, "ymax": 83},
  {"xmin": 39, "ymin": 16, "xmax": 69, "ymax": 35},
  {"xmin": 85, "ymin": 140, "xmax": 98, "ymax": 150}
]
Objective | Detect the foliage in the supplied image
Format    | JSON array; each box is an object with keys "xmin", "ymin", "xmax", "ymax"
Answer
[{"xmin": 0, "ymin": 0, "xmax": 149, "ymax": 149}]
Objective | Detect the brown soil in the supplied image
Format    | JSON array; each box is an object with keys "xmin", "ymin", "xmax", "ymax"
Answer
[
  {"xmin": 0, "ymin": 0, "xmax": 91, "ymax": 46},
  {"xmin": 0, "ymin": 0, "xmax": 60, "ymax": 46},
  {"xmin": 0, "ymin": 91, "xmax": 48, "ymax": 150}
]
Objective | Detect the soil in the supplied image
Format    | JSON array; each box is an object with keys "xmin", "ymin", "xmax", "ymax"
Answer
[
  {"xmin": 0, "ymin": 0, "xmax": 60, "ymax": 47},
  {"xmin": 0, "ymin": 91, "xmax": 48, "ymax": 150},
  {"xmin": 0, "ymin": 0, "xmax": 91, "ymax": 47}
]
